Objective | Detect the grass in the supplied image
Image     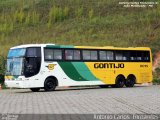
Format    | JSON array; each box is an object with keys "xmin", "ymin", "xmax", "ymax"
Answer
[
  {"xmin": 0, "ymin": 0, "xmax": 160, "ymax": 81},
  {"xmin": 0, "ymin": 1, "xmax": 159, "ymax": 45}
]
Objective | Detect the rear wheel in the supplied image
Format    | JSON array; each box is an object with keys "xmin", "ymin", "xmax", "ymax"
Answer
[
  {"xmin": 30, "ymin": 88, "xmax": 40, "ymax": 92},
  {"xmin": 44, "ymin": 78, "xmax": 56, "ymax": 91},
  {"xmin": 125, "ymin": 75, "xmax": 135, "ymax": 87},
  {"xmin": 115, "ymin": 75, "xmax": 125, "ymax": 88}
]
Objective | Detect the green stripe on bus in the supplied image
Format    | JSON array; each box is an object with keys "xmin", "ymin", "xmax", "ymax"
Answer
[
  {"xmin": 58, "ymin": 62, "xmax": 88, "ymax": 81},
  {"xmin": 71, "ymin": 62, "xmax": 98, "ymax": 81}
]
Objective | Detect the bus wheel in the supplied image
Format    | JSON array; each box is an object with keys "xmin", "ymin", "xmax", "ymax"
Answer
[
  {"xmin": 115, "ymin": 75, "xmax": 125, "ymax": 88},
  {"xmin": 44, "ymin": 78, "xmax": 56, "ymax": 91},
  {"xmin": 125, "ymin": 75, "xmax": 135, "ymax": 87},
  {"xmin": 30, "ymin": 88, "xmax": 40, "ymax": 92}
]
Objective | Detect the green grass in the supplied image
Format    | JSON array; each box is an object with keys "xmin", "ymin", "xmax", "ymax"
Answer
[{"xmin": 0, "ymin": 0, "xmax": 160, "ymax": 56}]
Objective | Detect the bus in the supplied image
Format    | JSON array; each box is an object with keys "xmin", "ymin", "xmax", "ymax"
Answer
[{"xmin": 5, "ymin": 44, "xmax": 152, "ymax": 92}]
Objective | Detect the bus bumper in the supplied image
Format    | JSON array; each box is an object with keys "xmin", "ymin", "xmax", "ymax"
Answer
[{"xmin": 5, "ymin": 80, "xmax": 30, "ymax": 88}]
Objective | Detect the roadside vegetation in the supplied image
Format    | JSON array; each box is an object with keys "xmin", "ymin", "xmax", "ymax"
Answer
[
  {"xmin": 153, "ymin": 67, "xmax": 160, "ymax": 85},
  {"xmin": 0, "ymin": 0, "xmax": 160, "ymax": 85},
  {"xmin": 0, "ymin": 55, "xmax": 5, "ymax": 87}
]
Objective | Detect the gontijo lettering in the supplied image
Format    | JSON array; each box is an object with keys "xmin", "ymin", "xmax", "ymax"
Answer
[{"xmin": 94, "ymin": 63, "xmax": 125, "ymax": 68}]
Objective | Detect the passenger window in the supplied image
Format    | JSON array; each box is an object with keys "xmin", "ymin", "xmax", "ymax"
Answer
[
  {"xmin": 137, "ymin": 52, "xmax": 142, "ymax": 61},
  {"xmin": 82, "ymin": 50, "xmax": 97, "ymax": 60},
  {"xmin": 100, "ymin": 51, "xmax": 107, "ymax": 60},
  {"xmin": 83, "ymin": 50, "xmax": 90, "ymax": 60},
  {"xmin": 99, "ymin": 51, "xmax": 114, "ymax": 60},
  {"xmin": 130, "ymin": 51, "xmax": 137, "ymax": 61},
  {"xmin": 106, "ymin": 51, "xmax": 114, "ymax": 60},
  {"xmin": 65, "ymin": 50, "xmax": 81, "ymax": 60},
  {"xmin": 65, "ymin": 50, "xmax": 73, "ymax": 60},
  {"xmin": 91, "ymin": 51, "xmax": 98, "ymax": 60},
  {"xmin": 44, "ymin": 49, "xmax": 62, "ymax": 61},
  {"xmin": 115, "ymin": 51, "xmax": 123, "ymax": 60},
  {"xmin": 44, "ymin": 49, "xmax": 54, "ymax": 60},
  {"xmin": 54, "ymin": 50, "xmax": 62, "ymax": 60},
  {"xmin": 74, "ymin": 50, "xmax": 80, "ymax": 60},
  {"xmin": 123, "ymin": 51, "xmax": 129, "ymax": 61},
  {"xmin": 143, "ymin": 51, "xmax": 150, "ymax": 61}
]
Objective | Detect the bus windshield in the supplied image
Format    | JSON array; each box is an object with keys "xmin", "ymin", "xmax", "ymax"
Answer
[
  {"xmin": 6, "ymin": 48, "xmax": 26, "ymax": 76},
  {"xmin": 8, "ymin": 48, "xmax": 26, "ymax": 58},
  {"xmin": 6, "ymin": 48, "xmax": 26, "ymax": 75},
  {"xmin": 6, "ymin": 57, "xmax": 24, "ymax": 75}
]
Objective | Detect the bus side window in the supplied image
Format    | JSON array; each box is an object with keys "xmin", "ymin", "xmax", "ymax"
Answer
[
  {"xmin": 130, "ymin": 51, "xmax": 137, "ymax": 61},
  {"xmin": 65, "ymin": 50, "xmax": 73, "ymax": 60},
  {"xmin": 106, "ymin": 51, "xmax": 114, "ymax": 60},
  {"xmin": 91, "ymin": 51, "xmax": 98, "ymax": 60},
  {"xmin": 123, "ymin": 51, "xmax": 129, "ymax": 61},
  {"xmin": 65, "ymin": 50, "xmax": 81, "ymax": 60},
  {"xmin": 54, "ymin": 50, "xmax": 62, "ymax": 60},
  {"xmin": 143, "ymin": 51, "xmax": 150, "ymax": 61},
  {"xmin": 73, "ymin": 50, "xmax": 80, "ymax": 60},
  {"xmin": 44, "ymin": 49, "xmax": 54, "ymax": 60},
  {"xmin": 82, "ymin": 50, "xmax": 97, "ymax": 60},
  {"xmin": 99, "ymin": 51, "xmax": 107, "ymax": 60},
  {"xmin": 82, "ymin": 50, "xmax": 91, "ymax": 60},
  {"xmin": 115, "ymin": 51, "xmax": 123, "ymax": 60},
  {"xmin": 44, "ymin": 49, "xmax": 62, "ymax": 61},
  {"xmin": 27, "ymin": 48, "xmax": 37, "ymax": 57},
  {"xmin": 137, "ymin": 52, "xmax": 142, "ymax": 61}
]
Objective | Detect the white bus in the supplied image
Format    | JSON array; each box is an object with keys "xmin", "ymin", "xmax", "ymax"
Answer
[{"xmin": 5, "ymin": 44, "xmax": 152, "ymax": 92}]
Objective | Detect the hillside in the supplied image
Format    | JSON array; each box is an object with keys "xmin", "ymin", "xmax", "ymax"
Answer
[
  {"xmin": 0, "ymin": 0, "xmax": 160, "ymax": 84},
  {"xmin": 0, "ymin": 0, "xmax": 160, "ymax": 56}
]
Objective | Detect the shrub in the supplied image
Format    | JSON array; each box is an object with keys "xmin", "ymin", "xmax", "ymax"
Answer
[
  {"xmin": 153, "ymin": 67, "xmax": 160, "ymax": 85},
  {"xmin": 152, "ymin": 78, "xmax": 160, "ymax": 85},
  {"xmin": 88, "ymin": 9, "xmax": 94, "ymax": 19},
  {"xmin": 15, "ymin": 10, "xmax": 25, "ymax": 23},
  {"xmin": 0, "ymin": 55, "xmax": 5, "ymax": 85},
  {"xmin": 32, "ymin": 11, "xmax": 40, "ymax": 25},
  {"xmin": 25, "ymin": 13, "xmax": 31, "ymax": 25},
  {"xmin": 47, "ymin": 6, "xmax": 70, "ymax": 28},
  {"xmin": 0, "ymin": 23, "xmax": 13, "ymax": 35},
  {"xmin": 64, "ymin": 7, "xmax": 69, "ymax": 19},
  {"xmin": 76, "ymin": 7, "xmax": 83, "ymax": 18}
]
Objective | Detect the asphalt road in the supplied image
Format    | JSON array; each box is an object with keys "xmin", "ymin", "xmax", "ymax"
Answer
[
  {"xmin": 0, "ymin": 85, "xmax": 159, "ymax": 114},
  {"xmin": 0, "ymin": 85, "xmax": 159, "ymax": 120}
]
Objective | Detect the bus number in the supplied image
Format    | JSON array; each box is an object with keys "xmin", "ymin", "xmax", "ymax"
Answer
[{"xmin": 140, "ymin": 65, "xmax": 148, "ymax": 68}]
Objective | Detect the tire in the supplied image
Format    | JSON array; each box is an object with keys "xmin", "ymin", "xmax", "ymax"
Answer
[
  {"xmin": 115, "ymin": 75, "xmax": 125, "ymax": 88},
  {"xmin": 125, "ymin": 75, "xmax": 135, "ymax": 87},
  {"xmin": 44, "ymin": 78, "xmax": 56, "ymax": 91},
  {"xmin": 30, "ymin": 88, "xmax": 40, "ymax": 92},
  {"xmin": 99, "ymin": 85, "xmax": 108, "ymax": 88}
]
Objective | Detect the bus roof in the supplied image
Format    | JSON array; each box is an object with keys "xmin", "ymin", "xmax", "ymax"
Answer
[
  {"xmin": 10, "ymin": 44, "xmax": 55, "ymax": 49},
  {"xmin": 10, "ymin": 44, "xmax": 151, "ymax": 51}
]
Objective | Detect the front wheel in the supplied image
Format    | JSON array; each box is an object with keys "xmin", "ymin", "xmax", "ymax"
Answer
[
  {"xmin": 44, "ymin": 78, "xmax": 56, "ymax": 91},
  {"xmin": 30, "ymin": 88, "xmax": 40, "ymax": 92}
]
